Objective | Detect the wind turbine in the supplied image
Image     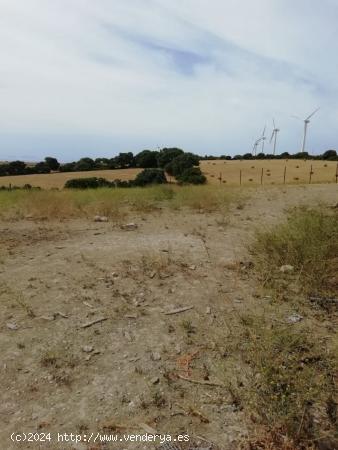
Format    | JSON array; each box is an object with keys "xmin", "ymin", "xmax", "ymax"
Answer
[
  {"xmin": 261, "ymin": 126, "xmax": 267, "ymax": 153},
  {"xmin": 270, "ymin": 119, "xmax": 280, "ymax": 155},
  {"xmin": 293, "ymin": 108, "xmax": 320, "ymax": 153},
  {"xmin": 252, "ymin": 138, "xmax": 262, "ymax": 157}
]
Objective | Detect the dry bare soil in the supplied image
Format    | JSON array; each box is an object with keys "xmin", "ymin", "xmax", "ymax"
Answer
[{"xmin": 0, "ymin": 184, "xmax": 337, "ymax": 450}]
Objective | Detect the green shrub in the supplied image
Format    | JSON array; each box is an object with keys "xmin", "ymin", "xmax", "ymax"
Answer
[
  {"xmin": 157, "ymin": 148, "xmax": 184, "ymax": 168},
  {"xmin": 165, "ymin": 153, "xmax": 200, "ymax": 177},
  {"xmin": 64, "ymin": 177, "xmax": 113, "ymax": 189},
  {"xmin": 177, "ymin": 167, "xmax": 207, "ymax": 185},
  {"xmin": 134, "ymin": 169, "xmax": 167, "ymax": 187}
]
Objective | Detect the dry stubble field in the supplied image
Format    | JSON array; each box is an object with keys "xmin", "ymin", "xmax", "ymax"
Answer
[
  {"xmin": 0, "ymin": 159, "xmax": 337, "ymax": 189},
  {"xmin": 0, "ymin": 184, "xmax": 337, "ymax": 450}
]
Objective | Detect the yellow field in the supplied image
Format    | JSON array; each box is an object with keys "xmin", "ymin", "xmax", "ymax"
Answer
[
  {"xmin": 0, "ymin": 159, "xmax": 337, "ymax": 189},
  {"xmin": 200, "ymin": 159, "xmax": 338, "ymax": 185},
  {"xmin": 0, "ymin": 168, "xmax": 142, "ymax": 189}
]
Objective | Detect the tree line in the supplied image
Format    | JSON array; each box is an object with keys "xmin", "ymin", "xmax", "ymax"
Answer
[
  {"xmin": 201, "ymin": 149, "xmax": 338, "ymax": 161},
  {"xmin": 1, "ymin": 148, "xmax": 337, "ymax": 178}
]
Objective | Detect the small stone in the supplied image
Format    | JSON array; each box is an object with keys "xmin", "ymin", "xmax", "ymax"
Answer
[
  {"xmin": 94, "ymin": 215, "xmax": 108, "ymax": 222},
  {"xmin": 286, "ymin": 313, "xmax": 303, "ymax": 324},
  {"xmin": 82, "ymin": 345, "xmax": 94, "ymax": 353},
  {"xmin": 189, "ymin": 265, "xmax": 197, "ymax": 270},
  {"xmin": 150, "ymin": 377, "xmax": 160, "ymax": 385},
  {"xmin": 121, "ymin": 223, "xmax": 138, "ymax": 231},
  {"xmin": 6, "ymin": 323, "xmax": 18, "ymax": 331},
  {"xmin": 280, "ymin": 265, "xmax": 294, "ymax": 273},
  {"xmin": 206, "ymin": 307, "xmax": 211, "ymax": 314},
  {"xmin": 151, "ymin": 352, "xmax": 161, "ymax": 361}
]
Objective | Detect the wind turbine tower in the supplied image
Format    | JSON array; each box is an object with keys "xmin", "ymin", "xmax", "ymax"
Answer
[
  {"xmin": 261, "ymin": 126, "xmax": 267, "ymax": 153},
  {"xmin": 300, "ymin": 108, "xmax": 320, "ymax": 153},
  {"xmin": 270, "ymin": 119, "xmax": 280, "ymax": 155}
]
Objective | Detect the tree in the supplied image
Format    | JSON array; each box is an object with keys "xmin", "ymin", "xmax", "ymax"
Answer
[
  {"xmin": 322, "ymin": 150, "xmax": 337, "ymax": 160},
  {"xmin": 157, "ymin": 148, "xmax": 184, "ymax": 168},
  {"xmin": 165, "ymin": 153, "xmax": 199, "ymax": 177},
  {"xmin": 135, "ymin": 150, "xmax": 159, "ymax": 168},
  {"xmin": 34, "ymin": 161, "xmax": 51, "ymax": 173},
  {"xmin": 74, "ymin": 158, "xmax": 96, "ymax": 171},
  {"xmin": 114, "ymin": 152, "xmax": 135, "ymax": 168},
  {"xmin": 60, "ymin": 162, "xmax": 76, "ymax": 172},
  {"xmin": 134, "ymin": 169, "xmax": 167, "ymax": 186},
  {"xmin": 45, "ymin": 157, "xmax": 60, "ymax": 171},
  {"xmin": 177, "ymin": 167, "xmax": 207, "ymax": 184},
  {"xmin": 7, "ymin": 160, "xmax": 26, "ymax": 175},
  {"xmin": 95, "ymin": 158, "xmax": 110, "ymax": 168}
]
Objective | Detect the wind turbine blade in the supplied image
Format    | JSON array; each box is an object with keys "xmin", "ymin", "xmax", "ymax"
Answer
[
  {"xmin": 306, "ymin": 107, "xmax": 320, "ymax": 120},
  {"xmin": 272, "ymin": 118, "xmax": 276, "ymax": 129},
  {"xmin": 291, "ymin": 115, "xmax": 302, "ymax": 121},
  {"xmin": 270, "ymin": 131, "xmax": 275, "ymax": 143},
  {"xmin": 262, "ymin": 125, "xmax": 266, "ymax": 137}
]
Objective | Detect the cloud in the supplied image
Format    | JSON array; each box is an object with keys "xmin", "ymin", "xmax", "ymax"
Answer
[{"xmin": 0, "ymin": 0, "xmax": 337, "ymax": 161}]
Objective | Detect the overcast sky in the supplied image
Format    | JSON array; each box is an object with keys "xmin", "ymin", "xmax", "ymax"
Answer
[{"xmin": 0, "ymin": 0, "xmax": 337, "ymax": 161}]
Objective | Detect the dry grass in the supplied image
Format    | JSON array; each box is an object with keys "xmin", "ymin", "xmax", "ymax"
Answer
[
  {"xmin": 252, "ymin": 207, "xmax": 338, "ymax": 299},
  {"xmin": 0, "ymin": 168, "xmax": 142, "ymax": 189},
  {"xmin": 233, "ymin": 315, "xmax": 337, "ymax": 449},
  {"xmin": 201, "ymin": 159, "xmax": 338, "ymax": 186},
  {"xmin": 0, "ymin": 185, "xmax": 239, "ymax": 220},
  {"xmin": 1, "ymin": 159, "xmax": 337, "ymax": 190},
  {"xmin": 240, "ymin": 207, "xmax": 338, "ymax": 448}
]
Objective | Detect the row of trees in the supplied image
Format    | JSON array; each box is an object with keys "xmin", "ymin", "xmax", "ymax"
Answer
[
  {"xmin": 0, "ymin": 157, "xmax": 60, "ymax": 176},
  {"xmin": 1, "ymin": 148, "xmax": 337, "ymax": 178},
  {"xmin": 201, "ymin": 149, "xmax": 338, "ymax": 161}
]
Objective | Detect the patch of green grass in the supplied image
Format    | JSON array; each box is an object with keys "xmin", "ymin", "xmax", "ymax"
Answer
[{"xmin": 252, "ymin": 207, "xmax": 338, "ymax": 298}]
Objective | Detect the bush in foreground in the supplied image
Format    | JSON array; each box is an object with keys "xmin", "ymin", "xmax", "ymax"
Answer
[
  {"xmin": 64, "ymin": 177, "xmax": 113, "ymax": 189},
  {"xmin": 133, "ymin": 169, "xmax": 167, "ymax": 187},
  {"xmin": 165, "ymin": 152, "xmax": 200, "ymax": 177},
  {"xmin": 177, "ymin": 167, "xmax": 207, "ymax": 185}
]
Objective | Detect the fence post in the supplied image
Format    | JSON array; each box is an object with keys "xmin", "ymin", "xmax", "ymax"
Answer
[
  {"xmin": 239, "ymin": 169, "xmax": 242, "ymax": 186},
  {"xmin": 261, "ymin": 168, "xmax": 264, "ymax": 185},
  {"xmin": 309, "ymin": 165, "xmax": 313, "ymax": 184},
  {"xmin": 283, "ymin": 166, "xmax": 287, "ymax": 184},
  {"xmin": 336, "ymin": 163, "xmax": 338, "ymax": 184}
]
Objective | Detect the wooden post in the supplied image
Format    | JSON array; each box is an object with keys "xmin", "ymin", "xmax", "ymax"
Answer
[
  {"xmin": 260, "ymin": 168, "xmax": 264, "ymax": 185},
  {"xmin": 219, "ymin": 172, "xmax": 222, "ymax": 185},
  {"xmin": 309, "ymin": 165, "xmax": 313, "ymax": 184},
  {"xmin": 283, "ymin": 166, "xmax": 287, "ymax": 184},
  {"xmin": 239, "ymin": 169, "xmax": 242, "ymax": 186},
  {"xmin": 336, "ymin": 163, "xmax": 338, "ymax": 184},
  {"xmin": 9, "ymin": 183, "xmax": 12, "ymax": 191}
]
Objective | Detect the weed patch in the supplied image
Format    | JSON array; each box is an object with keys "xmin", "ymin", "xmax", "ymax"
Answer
[{"xmin": 252, "ymin": 207, "xmax": 338, "ymax": 299}]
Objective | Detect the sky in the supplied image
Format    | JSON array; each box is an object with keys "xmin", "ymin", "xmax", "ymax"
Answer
[{"xmin": 0, "ymin": 0, "xmax": 338, "ymax": 162}]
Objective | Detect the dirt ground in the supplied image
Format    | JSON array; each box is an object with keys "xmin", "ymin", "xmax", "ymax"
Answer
[{"xmin": 0, "ymin": 184, "xmax": 337, "ymax": 450}]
